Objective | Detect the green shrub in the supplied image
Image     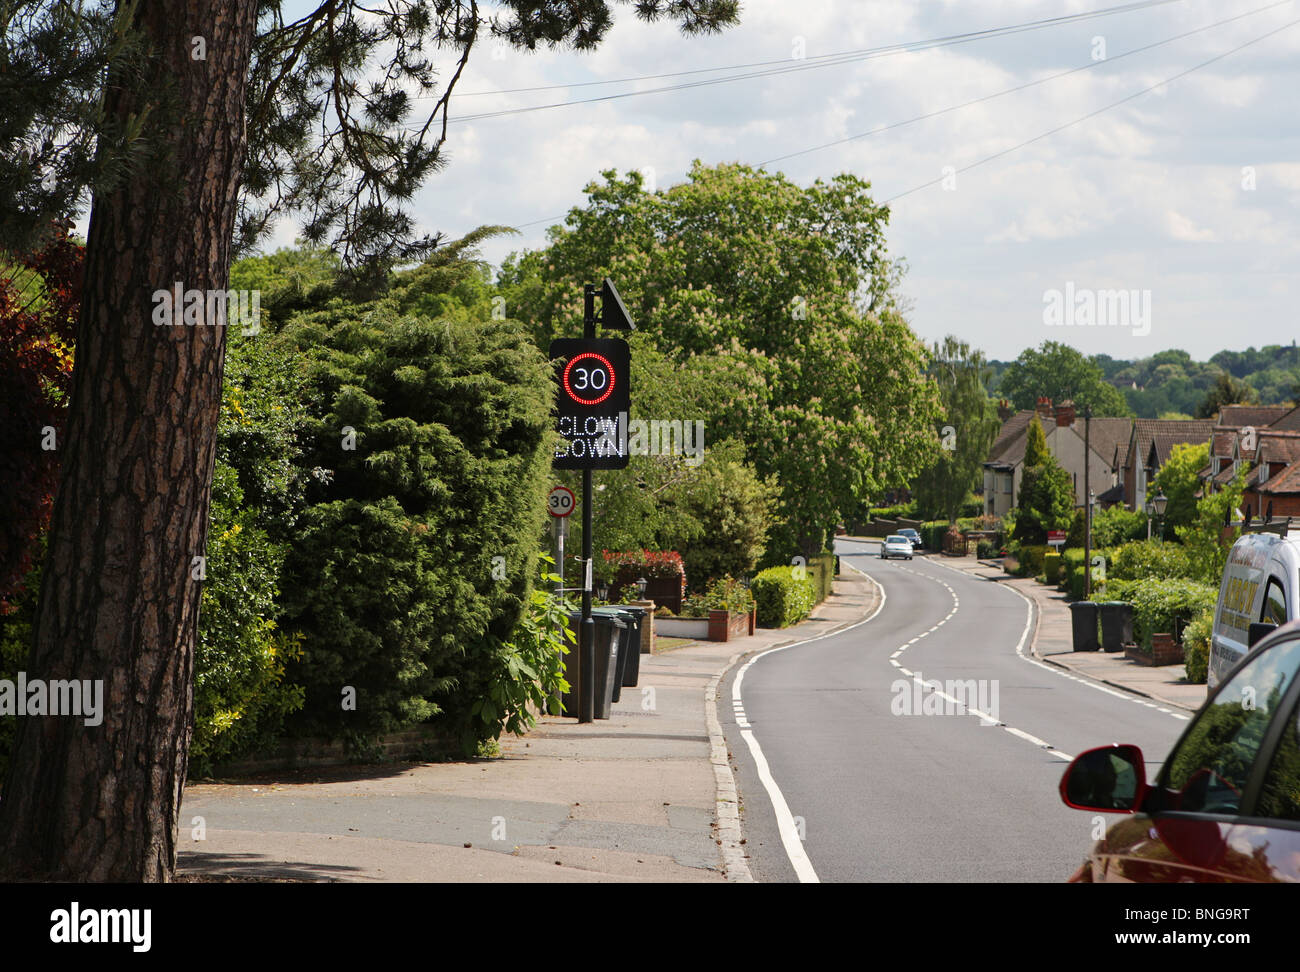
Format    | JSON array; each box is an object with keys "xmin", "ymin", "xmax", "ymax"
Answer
[
  {"xmin": 1089, "ymin": 577, "xmax": 1141, "ymax": 605},
  {"xmin": 279, "ymin": 306, "xmax": 554, "ymax": 754},
  {"xmin": 667, "ymin": 445, "xmax": 776, "ymax": 586},
  {"xmin": 1182, "ymin": 607, "xmax": 1213, "ymax": 683},
  {"xmin": 808, "ymin": 551, "xmax": 836, "ymax": 603},
  {"xmin": 751, "ymin": 566, "xmax": 817, "ymax": 628},
  {"xmin": 1091, "ymin": 506, "xmax": 1149, "ymax": 548},
  {"xmin": 191, "ymin": 463, "xmax": 306, "ymax": 775},
  {"xmin": 475, "ymin": 556, "xmax": 572, "ymax": 730},
  {"xmin": 976, "ymin": 539, "xmax": 998, "ymax": 559},
  {"xmin": 921, "ymin": 521, "xmax": 948, "ymax": 550},
  {"xmin": 1042, "ymin": 552, "xmax": 1062, "ymax": 584},
  {"xmin": 1109, "ymin": 541, "xmax": 1195, "ymax": 582},
  {"xmin": 682, "ymin": 576, "xmax": 755, "ymax": 617},
  {"xmin": 1119, "ymin": 579, "xmax": 1216, "ymax": 649},
  {"xmin": 1018, "ymin": 544, "xmax": 1050, "ymax": 577}
]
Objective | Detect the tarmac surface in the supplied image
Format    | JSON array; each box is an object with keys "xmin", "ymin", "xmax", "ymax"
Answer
[{"xmin": 178, "ymin": 542, "xmax": 1207, "ymax": 882}]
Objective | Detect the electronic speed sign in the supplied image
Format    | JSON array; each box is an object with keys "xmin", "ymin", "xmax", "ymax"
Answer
[
  {"xmin": 547, "ymin": 485, "xmax": 576, "ymax": 517},
  {"xmin": 550, "ymin": 337, "xmax": 630, "ymax": 470}
]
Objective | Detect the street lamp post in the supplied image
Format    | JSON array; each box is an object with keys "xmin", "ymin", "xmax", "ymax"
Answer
[{"xmin": 1153, "ymin": 491, "xmax": 1169, "ymax": 541}]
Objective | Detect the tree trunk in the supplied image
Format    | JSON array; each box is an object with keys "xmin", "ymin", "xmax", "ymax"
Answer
[{"xmin": 0, "ymin": 0, "xmax": 257, "ymax": 881}]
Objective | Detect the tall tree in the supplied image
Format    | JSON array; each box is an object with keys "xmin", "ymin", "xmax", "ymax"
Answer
[
  {"xmin": 911, "ymin": 336, "xmax": 1000, "ymax": 523},
  {"xmin": 997, "ymin": 341, "xmax": 1131, "ymax": 417},
  {"xmin": 1152, "ymin": 441, "xmax": 1211, "ymax": 534},
  {"xmin": 500, "ymin": 164, "xmax": 941, "ymax": 557},
  {"xmin": 1013, "ymin": 415, "xmax": 1074, "ymax": 543},
  {"xmin": 0, "ymin": 0, "xmax": 740, "ymax": 882},
  {"xmin": 1196, "ymin": 371, "xmax": 1260, "ymax": 419}
]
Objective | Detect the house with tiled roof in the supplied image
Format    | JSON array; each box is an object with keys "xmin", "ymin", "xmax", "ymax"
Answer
[
  {"xmin": 982, "ymin": 399, "xmax": 1130, "ymax": 517},
  {"xmin": 1121, "ymin": 418, "xmax": 1216, "ymax": 512},
  {"xmin": 1201, "ymin": 405, "xmax": 1300, "ymax": 496},
  {"xmin": 1216, "ymin": 405, "xmax": 1293, "ymax": 430},
  {"xmin": 1269, "ymin": 405, "xmax": 1300, "ymax": 431}
]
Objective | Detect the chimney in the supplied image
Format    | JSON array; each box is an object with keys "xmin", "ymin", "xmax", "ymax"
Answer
[
  {"xmin": 1055, "ymin": 400, "xmax": 1075, "ymax": 428},
  {"xmin": 997, "ymin": 399, "xmax": 1013, "ymax": 422},
  {"xmin": 1036, "ymin": 396, "xmax": 1054, "ymax": 425}
]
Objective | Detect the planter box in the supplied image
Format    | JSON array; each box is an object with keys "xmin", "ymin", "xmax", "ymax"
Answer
[
  {"xmin": 655, "ymin": 611, "xmax": 754, "ymax": 642},
  {"xmin": 708, "ymin": 608, "xmax": 752, "ymax": 643},
  {"xmin": 1125, "ymin": 634, "xmax": 1183, "ymax": 667},
  {"xmin": 655, "ymin": 617, "xmax": 709, "ymax": 640}
]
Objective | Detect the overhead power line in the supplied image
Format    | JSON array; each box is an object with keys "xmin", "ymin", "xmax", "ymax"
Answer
[
  {"xmin": 505, "ymin": 5, "xmax": 1295, "ymax": 231},
  {"xmin": 438, "ymin": 0, "xmax": 1192, "ymax": 124},
  {"xmin": 758, "ymin": 0, "xmax": 1294, "ymax": 166},
  {"xmin": 880, "ymin": 14, "xmax": 1300, "ymax": 205},
  {"xmin": 451, "ymin": 0, "xmax": 1189, "ymax": 99}
]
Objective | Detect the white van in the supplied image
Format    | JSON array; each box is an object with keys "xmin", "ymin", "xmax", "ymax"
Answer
[{"xmin": 1208, "ymin": 528, "xmax": 1300, "ymax": 688}]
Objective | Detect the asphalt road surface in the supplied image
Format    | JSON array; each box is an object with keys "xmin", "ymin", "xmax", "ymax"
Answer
[{"xmin": 721, "ymin": 538, "xmax": 1190, "ymax": 883}]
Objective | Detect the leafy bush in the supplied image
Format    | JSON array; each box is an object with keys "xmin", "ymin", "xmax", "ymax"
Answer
[
  {"xmin": 920, "ymin": 521, "xmax": 948, "ymax": 550},
  {"xmin": 1091, "ymin": 505, "xmax": 1149, "ymax": 548},
  {"xmin": 1017, "ymin": 544, "xmax": 1050, "ymax": 577},
  {"xmin": 808, "ymin": 550, "xmax": 836, "ymax": 603},
  {"xmin": 1089, "ymin": 577, "xmax": 1141, "ymax": 605},
  {"xmin": 1043, "ymin": 552, "xmax": 1062, "ymax": 584},
  {"xmin": 976, "ymin": 539, "xmax": 998, "ymax": 559},
  {"xmin": 1065, "ymin": 547, "xmax": 1112, "ymax": 598},
  {"xmin": 191, "ymin": 463, "xmax": 305, "ymax": 775},
  {"xmin": 278, "ymin": 303, "xmax": 554, "ymax": 754},
  {"xmin": 1123, "ymin": 579, "xmax": 1216, "ymax": 649},
  {"xmin": 870, "ymin": 502, "xmax": 917, "ymax": 520},
  {"xmin": 1109, "ymin": 541, "xmax": 1195, "ymax": 582},
  {"xmin": 681, "ymin": 575, "xmax": 755, "ymax": 617},
  {"xmin": 1182, "ymin": 607, "xmax": 1213, "ymax": 683},
  {"xmin": 666, "ymin": 446, "xmax": 776, "ymax": 585},
  {"xmin": 473, "ymin": 556, "xmax": 572, "ymax": 731},
  {"xmin": 751, "ymin": 566, "xmax": 817, "ymax": 628}
]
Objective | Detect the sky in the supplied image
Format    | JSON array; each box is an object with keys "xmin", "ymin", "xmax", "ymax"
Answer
[{"xmin": 269, "ymin": 0, "xmax": 1300, "ymax": 364}]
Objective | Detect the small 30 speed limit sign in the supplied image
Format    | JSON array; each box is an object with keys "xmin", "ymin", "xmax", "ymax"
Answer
[{"xmin": 547, "ymin": 485, "xmax": 576, "ymax": 518}]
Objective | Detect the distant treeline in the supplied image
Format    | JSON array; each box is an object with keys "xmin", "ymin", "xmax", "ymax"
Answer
[{"xmin": 988, "ymin": 344, "xmax": 1300, "ymax": 418}]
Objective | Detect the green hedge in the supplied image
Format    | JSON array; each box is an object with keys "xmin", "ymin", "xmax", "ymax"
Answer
[
  {"xmin": 1063, "ymin": 547, "xmax": 1112, "ymax": 598},
  {"xmin": 920, "ymin": 521, "xmax": 948, "ymax": 550},
  {"xmin": 1091, "ymin": 578, "xmax": 1215, "ymax": 649},
  {"xmin": 1182, "ymin": 607, "xmax": 1213, "ymax": 683},
  {"xmin": 1016, "ymin": 544, "xmax": 1050, "ymax": 578},
  {"xmin": 807, "ymin": 551, "xmax": 836, "ymax": 604},
  {"xmin": 1108, "ymin": 541, "xmax": 1196, "ymax": 582},
  {"xmin": 1042, "ymin": 552, "xmax": 1062, "ymax": 584},
  {"xmin": 752, "ymin": 566, "xmax": 817, "ymax": 628}
]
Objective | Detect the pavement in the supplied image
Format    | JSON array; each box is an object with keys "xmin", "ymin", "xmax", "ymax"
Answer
[
  {"xmin": 914, "ymin": 549, "xmax": 1208, "ymax": 713},
  {"xmin": 177, "ymin": 571, "xmax": 881, "ymax": 883}
]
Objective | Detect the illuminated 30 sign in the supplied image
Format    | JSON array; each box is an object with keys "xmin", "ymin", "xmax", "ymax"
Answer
[{"xmin": 550, "ymin": 338, "xmax": 630, "ymax": 470}]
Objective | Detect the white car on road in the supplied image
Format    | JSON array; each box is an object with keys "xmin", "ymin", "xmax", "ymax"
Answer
[{"xmin": 880, "ymin": 535, "xmax": 913, "ymax": 561}]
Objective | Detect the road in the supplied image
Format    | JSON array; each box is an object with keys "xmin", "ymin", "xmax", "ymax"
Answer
[{"xmin": 721, "ymin": 537, "xmax": 1191, "ymax": 882}]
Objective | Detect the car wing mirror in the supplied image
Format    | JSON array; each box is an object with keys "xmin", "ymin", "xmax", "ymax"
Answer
[
  {"xmin": 1059, "ymin": 744, "xmax": 1148, "ymax": 814},
  {"xmin": 1249, "ymin": 622, "xmax": 1278, "ymax": 648}
]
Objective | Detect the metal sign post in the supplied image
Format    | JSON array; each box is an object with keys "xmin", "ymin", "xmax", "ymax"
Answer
[{"xmin": 548, "ymin": 278, "xmax": 635, "ymax": 724}]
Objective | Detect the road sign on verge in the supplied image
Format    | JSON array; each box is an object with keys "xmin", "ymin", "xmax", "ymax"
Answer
[
  {"xmin": 547, "ymin": 485, "xmax": 576, "ymax": 518},
  {"xmin": 549, "ymin": 337, "xmax": 630, "ymax": 470},
  {"xmin": 1047, "ymin": 530, "xmax": 1067, "ymax": 547}
]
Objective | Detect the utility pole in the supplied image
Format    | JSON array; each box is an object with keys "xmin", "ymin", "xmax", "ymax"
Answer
[
  {"xmin": 1084, "ymin": 404, "xmax": 1093, "ymax": 599},
  {"xmin": 579, "ymin": 284, "xmax": 597, "ymax": 724}
]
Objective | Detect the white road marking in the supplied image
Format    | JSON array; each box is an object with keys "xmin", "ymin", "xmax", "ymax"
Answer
[
  {"xmin": 728, "ymin": 558, "xmax": 888, "ymax": 884},
  {"xmin": 923, "ymin": 556, "xmax": 1192, "ymax": 723}
]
